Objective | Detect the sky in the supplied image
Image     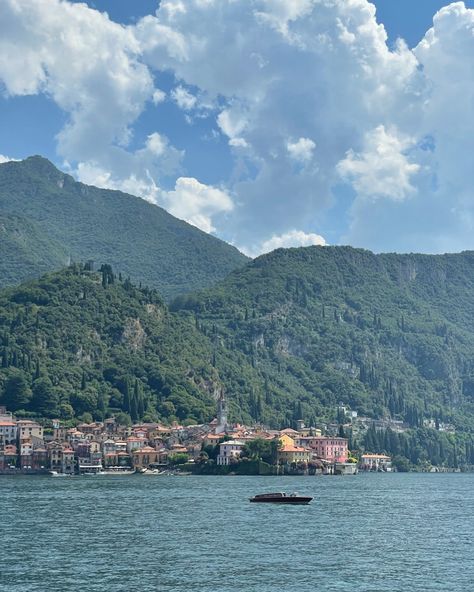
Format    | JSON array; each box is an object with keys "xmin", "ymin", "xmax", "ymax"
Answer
[{"xmin": 1, "ymin": 0, "xmax": 474, "ymax": 257}]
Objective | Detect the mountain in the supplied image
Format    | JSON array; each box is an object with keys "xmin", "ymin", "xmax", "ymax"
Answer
[
  {"xmin": 2, "ymin": 247, "xmax": 474, "ymax": 466},
  {"xmin": 0, "ymin": 264, "xmax": 219, "ymax": 424},
  {"xmin": 0, "ymin": 213, "xmax": 69, "ymax": 285},
  {"xmin": 0, "ymin": 156, "xmax": 248, "ymax": 299},
  {"xmin": 173, "ymin": 246, "xmax": 474, "ymax": 433}
]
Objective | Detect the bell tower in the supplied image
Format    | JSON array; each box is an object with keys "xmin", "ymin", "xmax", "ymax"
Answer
[{"xmin": 216, "ymin": 388, "xmax": 228, "ymax": 434}]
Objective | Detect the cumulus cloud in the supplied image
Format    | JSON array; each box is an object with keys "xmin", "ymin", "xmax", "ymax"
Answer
[
  {"xmin": 152, "ymin": 89, "xmax": 166, "ymax": 104},
  {"xmin": 171, "ymin": 86, "xmax": 197, "ymax": 110},
  {"xmin": 163, "ymin": 177, "xmax": 234, "ymax": 233},
  {"xmin": 0, "ymin": 0, "xmax": 186, "ymax": 219},
  {"xmin": 245, "ymin": 229, "xmax": 326, "ymax": 256},
  {"xmin": 287, "ymin": 137, "xmax": 316, "ymax": 163},
  {"xmin": 3, "ymin": 0, "xmax": 474, "ymax": 254},
  {"xmin": 139, "ymin": 0, "xmax": 420, "ymax": 244},
  {"xmin": 344, "ymin": 2, "xmax": 474, "ymax": 252},
  {"xmin": 337, "ymin": 125, "xmax": 420, "ymax": 201}
]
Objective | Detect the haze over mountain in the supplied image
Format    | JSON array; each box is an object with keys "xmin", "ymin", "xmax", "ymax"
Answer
[{"xmin": 0, "ymin": 156, "xmax": 248, "ymax": 300}]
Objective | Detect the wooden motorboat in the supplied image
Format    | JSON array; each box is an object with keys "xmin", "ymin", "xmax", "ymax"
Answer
[{"xmin": 249, "ymin": 492, "xmax": 313, "ymax": 504}]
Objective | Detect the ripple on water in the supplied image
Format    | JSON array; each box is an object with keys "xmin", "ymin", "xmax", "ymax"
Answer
[{"xmin": 1, "ymin": 473, "xmax": 473, "ymax": 592}]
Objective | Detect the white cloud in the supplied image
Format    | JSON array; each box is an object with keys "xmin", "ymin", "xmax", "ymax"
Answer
[
  {"xmin": 140, "ymin": 0, "xmax": 420, "ymax": 244},
  {"xmin": 152, "ymin": 89, "xmax": 166, "ymax": 104},
  {"xmin": 4, "ymin": 0, "xmax": 474, "ymax": 254},
  {"xmin": 0, "ymin": 0, "xmax": 186, "ymax": 213},
  {"xmin": 0, "ymin": 155, "xmax": 19, "ymax": 164},
  {"xmin": 163, "ymin": 177, "xmax": 234, "ymax": 233},
  {"xmin": 76, "ymin": 162, "xmax": 161, "ymax": 203},
  {"xmin": 287, "ymin": 137, "xmax": 316, "ymax": 163},
  {"xmin": 171, "ymin": 86, "xmax": 197, "ymax": 110},
  {"xmin": 344, "ymin": 2, "xmax": 474, "ymax": 252},
  {"xmin": 217, "ymin": 108, "xmax": 249, "ymax": 146},
  {"xmin": 254, "ymin": 229, "xmax": 326, "ymax": 256},
  {"xmin": 0, "ymin": 0, "xmax": 154, "ymax": 159},
  {"xmin": 337, "ymin": 125, "xmax": 420, "ymax": 201}
]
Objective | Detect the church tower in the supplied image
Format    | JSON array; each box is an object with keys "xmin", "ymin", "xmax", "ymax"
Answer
[{"xmin": 216, "ymin": 388, "xmax": 228, "ymax": 434}]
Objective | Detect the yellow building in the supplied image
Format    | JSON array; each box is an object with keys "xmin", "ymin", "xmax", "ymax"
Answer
[
  {"xmin": 277, "ymin": 445, "xmax": 312, "ymax": 464},
  {"xmin": 279, "ymin": 434, "xmax": 296, "ymax": 448}
]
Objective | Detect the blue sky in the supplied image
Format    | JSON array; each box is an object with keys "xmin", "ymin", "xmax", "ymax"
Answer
[{"xmin": 1, "ymin": 0, "xmax": 474, "ymax": 255}]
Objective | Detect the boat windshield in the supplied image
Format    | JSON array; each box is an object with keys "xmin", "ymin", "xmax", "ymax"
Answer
[{"xmin": 254, "ymin": 492, "xmax": 285, "ymax": 498}]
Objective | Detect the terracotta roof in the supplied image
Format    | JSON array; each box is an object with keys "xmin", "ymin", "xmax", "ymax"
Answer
[
  {"xmin": 279, "ymin": 445, "xmax": 310, "ymax": 453},
  {"xmin": 134, "ymin": 446, "xmax": 157, "ymax": 454}
]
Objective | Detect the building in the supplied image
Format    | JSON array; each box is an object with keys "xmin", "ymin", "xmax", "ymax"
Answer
[
  {"xmin": 277, "ymin": 445, "xmax": 312, "ymax": 465},
  {"xmin": 3, "ymin": 445, "xmax": 17, "ymax": 469},
  {"xmin": 359, "ymin": 454, "xmax": 392, "ymax": 471},
  {"xmin": 17, "ymin": 420, "xmax": 43, "ymax": 442},
  {"xmin": 20, "ymin": 439, "xmax": 33, "ymax": 468},
  {"xmin": 279, "ymin": 434, "xmax": 296, "ymax": 448},
  {"xmin": 126, "ymin": 437, "xmax": 147, "ymax": 453},
  {"xmin": 48, "ymin": 442, "xmax": 75, "ymax": 474},
  {"xmin": 215, "ymin": 389, "xmax": 228, "ymax": 434},
  {"xmin": 0, "ymin": 419, "xmax": 17, "ymax": 446},
  {"xmin": 216, "ymin": 440, "xmax": 245, "ymax": 465},
  {"xmin": 132, "ymin": 446, "xmax": 160, "ymax": 469},
  {"xmin": 295, "ymin": 436, "xmax": 348, "ymax": 462}
]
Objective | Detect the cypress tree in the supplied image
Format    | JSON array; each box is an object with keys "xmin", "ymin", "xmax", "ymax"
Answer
[{"xmin": 123, "ymin": 378, "xmax": 131, "ymax": 413}]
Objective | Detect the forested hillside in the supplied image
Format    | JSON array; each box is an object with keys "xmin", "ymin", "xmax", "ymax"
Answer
[
  {"xmin": 2, "ymin": 247, "xmax": 474, "ymax": 466},
  {"xmin": 0, "ymin": 265, "xmax": 218, "ymax": 424},
  {"xmin": 0, "ymin": 213, "xmax": 69, "ymax": 285},
  {"xmin": 0, "ymin": 156, "xmax": 248, "ymax": 299},
  {"xmin": 173, "ymin": 246, "xmax": 474, "ymax": 433}
]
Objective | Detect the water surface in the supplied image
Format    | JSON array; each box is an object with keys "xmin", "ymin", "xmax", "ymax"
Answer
[{"xmin": 1, "ymin": 473, "xmax": 472, "ymax": 591}]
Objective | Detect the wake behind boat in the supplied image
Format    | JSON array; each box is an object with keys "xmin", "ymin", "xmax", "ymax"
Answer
[{"xmin": 249, "ymin": 492, "xmax": 313, "ymax": 504}]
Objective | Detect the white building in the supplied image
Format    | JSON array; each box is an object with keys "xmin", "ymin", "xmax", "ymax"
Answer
[
  {"xmin": 0, "ymin": 420, "xmax": 17, "ymax": 446},
  {"xmin": 17, "ymin": 420, "xmax": 43, "ymax": 441},
  {"xmin": 216, "ymin": 440, "xmax": 244, "ymax": 466},
  {"xmin": 359, "ymin": 454, "xmax": 392, "ymax": 471}
]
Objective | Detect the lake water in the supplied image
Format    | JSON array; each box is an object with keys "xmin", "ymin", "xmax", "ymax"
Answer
[{"xmin": 1, "ymin": 473, "xmax": 473, "ymax": 592}]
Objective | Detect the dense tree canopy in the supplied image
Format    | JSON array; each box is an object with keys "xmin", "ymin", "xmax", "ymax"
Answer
[{"xmin": 3, "ymin": 245, "xmax": 474, "ymax": 466}]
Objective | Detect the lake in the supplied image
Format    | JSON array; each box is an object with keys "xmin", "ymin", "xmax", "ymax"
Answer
[{"xmin": 1, "ymin": 473, "xmax": 473, "ymax": 591}]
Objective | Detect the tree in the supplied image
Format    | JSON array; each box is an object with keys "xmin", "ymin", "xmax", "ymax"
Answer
[
  {"xmin": 31, "ymin": 377, "xmax": 59, "ymax": 417},
  {"xmin": 114, "ymin": 412, "xmax": 132, "ymax": 427},
  {"xmin": 70, "ymin": 387, "xmax": 98, "ymax": 416},
  {"xmin": 1, "ymin": 369, "xmax": 32, "ymax": 411},
  {"xmin": 78, "ymin": 412, "xmax": 93, "ymax": 424},
  {"xmin": 59, "ymin": 403, "xmax": 74, "ymax": 420},
  {"xmin": 242, "ymin": 438, "xmax": 280, "ymax": 464},
  {"xmin": 168, "ymin": 453, "xmax": 189, "ymax": 465}
]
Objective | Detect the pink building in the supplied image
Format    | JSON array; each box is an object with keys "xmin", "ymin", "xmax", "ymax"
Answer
[{"xmin": 295, "ymin": 436, "xmax": 348, "ymax": 462}]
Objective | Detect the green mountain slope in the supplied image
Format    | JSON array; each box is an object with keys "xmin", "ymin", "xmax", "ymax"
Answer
[
  {"xmin": 0, "ymin": 214, "xmax": 69, "ymax": 287},
  {"xmin": 0, "ymin": 265, "xmax": 219, "ymax": 424},
  {"xmin": 0, "ymin": 156, "xmax": 248, "ymax": 299},
  {"xmin": 173, "ymin": 246, "xmax": 474, "ymax": 432},
  {"xmin": 2, "ymin": 248, "xmax": 474, "ymax": 466}
]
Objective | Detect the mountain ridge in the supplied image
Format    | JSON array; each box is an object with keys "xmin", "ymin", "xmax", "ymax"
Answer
[{"xmin": 0, "ymin": 156, "xmax": 248, "ymax": 299}]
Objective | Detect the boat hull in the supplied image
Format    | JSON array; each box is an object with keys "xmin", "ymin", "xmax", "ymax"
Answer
[{"xmin": 249, "ymin": 496, "xmax": 313, "ymax": 504}]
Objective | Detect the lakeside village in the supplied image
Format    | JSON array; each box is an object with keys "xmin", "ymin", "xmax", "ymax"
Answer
[{"xmin": 0, "ymin": 392, "xmax": 398, "ymax": 476}]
